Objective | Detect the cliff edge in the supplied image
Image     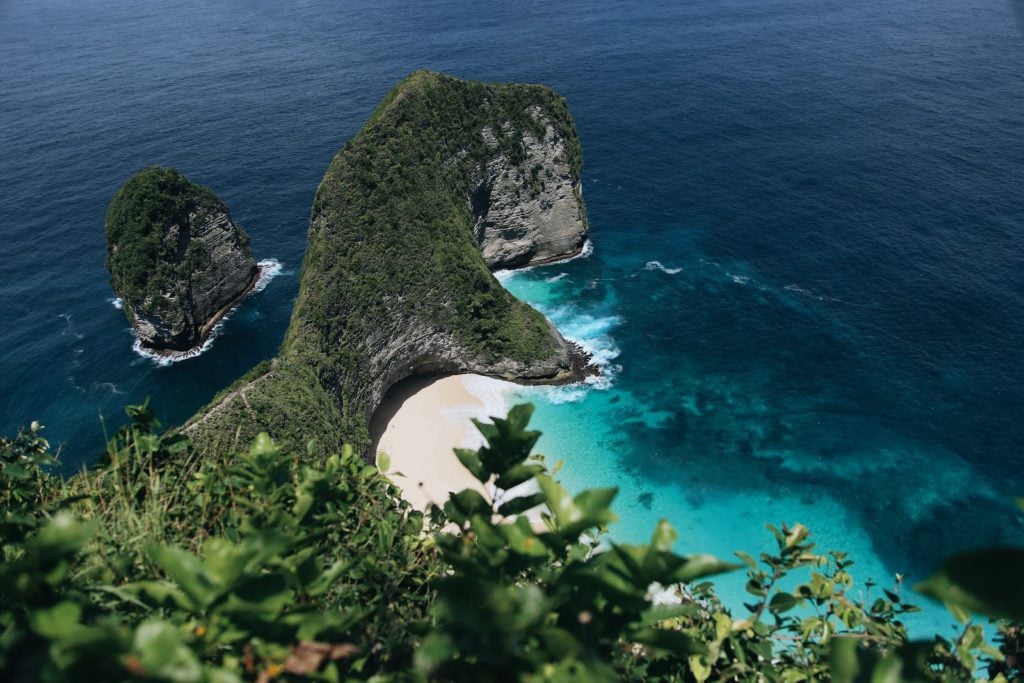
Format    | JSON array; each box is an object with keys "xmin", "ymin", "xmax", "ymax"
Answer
[
  {"xmin": 105, "ymin": 167, "xmax": 258, "ymax": 352},
  {"xmin": 184, "ymin": 72, "xmax": 590, "ymax": 456}
]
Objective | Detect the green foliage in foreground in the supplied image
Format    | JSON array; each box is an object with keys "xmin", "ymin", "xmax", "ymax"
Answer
[{"xmin": 2, "ymin": 404, "xmax": 1022, "ymax": 681}]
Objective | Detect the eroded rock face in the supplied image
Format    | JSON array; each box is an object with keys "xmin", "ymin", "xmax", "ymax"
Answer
[
  {"xmin": 105, "ymin": 167, "xmax": 257, "ymax": 352},
  {"xmin": 472, "ymin": 107, "xmax": 588, "ymax": 270}
]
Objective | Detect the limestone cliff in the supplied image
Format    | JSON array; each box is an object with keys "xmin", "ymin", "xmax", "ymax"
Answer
[
  {"xmin": 184, "ymin": 72, "xmax": 591, "ymax": 456},
  {"xmin": 473, "ymin": 105, "xmax": 588, "ymax": 269},
  {"xmin": 105, "ymin": 167, "xmax": 258, "ymax": 352}
]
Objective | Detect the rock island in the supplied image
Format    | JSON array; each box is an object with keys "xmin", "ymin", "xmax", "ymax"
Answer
[{"xmin": 105, "ymin": 166, "xmax": 259, "ymax": 353}]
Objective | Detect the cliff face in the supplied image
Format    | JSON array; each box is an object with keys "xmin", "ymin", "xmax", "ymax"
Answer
[
  {"xmin": 105, "ymin": 167, "xmax": 257, "ymax": 352},
  {"xmin": 473, "ymin": 106, "xmax": 588, "ymax": 269},
  {"xmin": 185, "ymin": 73, "xmax": 590, "ymax": 456}
]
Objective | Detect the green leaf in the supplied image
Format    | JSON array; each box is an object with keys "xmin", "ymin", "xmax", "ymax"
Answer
[
  {"xmin": 497, "ymin": 492, "xmax": 546, "ymax": 517},
  {"xmin": 915, "ymin": 548, "xmax": 1024, "ymax": 620},
  {"xmin": 650, "ymin": 519, "xmax": 677, "ymax": 552},
  {"xmin": 146, "ymin": 544, "xmax": 218, "ymax": 610},
  {"xmin": 30, "ymin": 601, "xmax": 82, "ymax": 638},
  {"xmin": 499, "ymin": 518, "xmax": 547, "ymax": 557},
  {"xmin": 536, "ymin": 626, "xmax": 579, "ymax": 658},
  {"xmin": 454, "ymin": 447, "xmax": 488, "ymax": 483},
  {"xmin": 689, "ymin": 654, "xmax": 712, "ymax": 683},
  {"xmin": 494, "ymin": 463, "xmax": 545, "ymax": 490},
  {"xmin": 735, "ymin": 550, "xmax": 758, "ymax": 570},
  {"xmin": 128, "ymin": 580, "xmax": 192, "ymax": 610},
  {"xmin": 227, "ymin": 574, "xmax": 293, "ymax": 618},
  {"xmin": 414, "ymin": 633, "xmax": 454, "ymax": 673},
  {"xmin": 133, "ymin": 620, "xmax": 202, "ymax": 682},
  {"xmin": 35, "ymin": 512, "xmax": 95, "ymax": 557},
  {"xmin": 449, "ymin": 489, "xmax": 492, "ymax": 518},
  {"xmin": 769, "ymin": 592, "xmax": 799, "ymax": 614},
  {"xmin": 574, "ymin": 487, "xmax": 617, "ymax": 519},
  {"xmin": 631, "ymin": 627, "xmax": 707, "ymax": 655},
  {"xmin": 377, "ymin": 450, "xmax": 391, "ymax": 473},
  {"xmin": 829, "ymin": 637, "xmax": 860, "ymax": 683},
  {"xmin": 639, "ymin": 604, "xmax": 700, "ymax": 627}
]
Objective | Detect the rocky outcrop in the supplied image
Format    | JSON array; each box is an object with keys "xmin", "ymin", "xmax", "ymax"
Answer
[
  {"xmin": 473, "ymin": 106, "xmax": 588, "ymax": 269},
  {"xmin": 183, "ymin": 72, "xmax": 593, "ymax": 456},
  {"xmin": 105, "ymin": 167, "xmax": 257, "ymax": 352}
]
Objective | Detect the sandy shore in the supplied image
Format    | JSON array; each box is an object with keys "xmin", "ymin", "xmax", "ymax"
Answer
[{"xmin": 371, "ymin": 374, "xmax": 511, "ymax": 512}]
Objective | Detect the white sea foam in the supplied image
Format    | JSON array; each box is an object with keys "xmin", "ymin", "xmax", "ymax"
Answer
[
  {"xmin": 252, "ymin": 258, "xmax": 283, "ymax": 292},
  {"xmin": 131, "ymin": 258, "xmax": 284, "ymax": 366},
  {"xmin": 729, "ymin": 273, "xmax": 751, "ymax": 285},
  {"xmin": 783, "ymin": 283, "xmax": 846, "ymax": 304},
  {"xmin": 451, "ymin": 375, "xmax": 517, "ymax": 449},
  {"xmin": 92, "ymin": 381, "xmax": 123, "ymax": 395},
  {"xmin": 493, "ymin": 240, "xmax": 595, "ymax": 280},
  {"xmin": 545, "ymin": 272, "xmax": 569, "ymax": 283},
  {"xmin": 110, "ymin": 297, "xmax": 124, "ymax": 310},
  {"xmin": 493, "ymin": 268, "xmax": 517, "ymax": 282},
  {"xmin": 545, "ymin": 386, "xmax": 588, "ymax": 404},
  {"xmin": 538, "ymin": 304, "xmax": 623, "ymax": 395},
  {"xmin": 643, "ymin": 260, "xmax": 682, "ymax": 275},
  {"xmin": 59, "ymin": 313, "xmax": 84, "ymax": 339}
]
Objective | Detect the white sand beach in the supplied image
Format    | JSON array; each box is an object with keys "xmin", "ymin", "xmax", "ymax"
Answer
[{"xmin": 371, "ymin": 374, "xmax": 513, "ymax": 512}]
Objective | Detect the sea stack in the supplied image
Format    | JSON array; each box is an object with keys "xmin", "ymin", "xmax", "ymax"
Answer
[{"xmin": 105, "ymin": 166, "xmax": 258, "ymax": 353}]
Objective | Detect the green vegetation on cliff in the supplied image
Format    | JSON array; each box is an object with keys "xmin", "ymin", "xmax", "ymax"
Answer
[
  {"xmin": 105, "ymin": 166, "xmax": 223, "ymax": 306},
  {"xmin": 185, "ymin": 72, "xmax": 587, "ymax": 455}
]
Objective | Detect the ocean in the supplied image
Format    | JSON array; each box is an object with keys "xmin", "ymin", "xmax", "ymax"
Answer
[{"xmin": 2, "ymin": 0, "xmax": 1023, "ymax": 635}]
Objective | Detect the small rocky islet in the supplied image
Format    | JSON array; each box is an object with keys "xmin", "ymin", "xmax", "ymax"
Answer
[{"xmin": 105, "ymin": 166, "xmax": 259, "ymax": 354}]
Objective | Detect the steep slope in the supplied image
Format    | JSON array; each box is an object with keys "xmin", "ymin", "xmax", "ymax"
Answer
[
  {"xmin": 105, "ymin": 167, "xmax": 258, "ymax": 352},
  {"xmin": 185, "ymin": 72, "xmax": 590, "ymax": 456}
]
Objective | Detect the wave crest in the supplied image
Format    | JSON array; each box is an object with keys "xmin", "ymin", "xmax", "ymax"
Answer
[{"xmin": 643, "ymin": 260, "xmax": 682, "ymax": 275}]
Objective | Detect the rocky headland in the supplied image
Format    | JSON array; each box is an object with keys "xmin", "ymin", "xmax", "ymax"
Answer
[
  {"xmin": 184, "ymin": 72, "xmax": 593, "ymax": 456},
  {"xmin": 105, "ymin": 166, "xmax": 258, "ymax": 353}
]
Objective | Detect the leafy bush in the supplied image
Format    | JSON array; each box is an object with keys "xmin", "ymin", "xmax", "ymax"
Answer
[
  {"xmin": 0, "ymin": 405, "xmax": 1020, "ymax": 681},
  {"xmin": 2, "ymin": 404, "xmax": 439, "ymax": 681}
]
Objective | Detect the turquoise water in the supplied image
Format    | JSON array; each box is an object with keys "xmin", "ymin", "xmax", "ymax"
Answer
[
  {"xmin": 501, "ymin": 259, "xmax": 980, "ymax": 635},
  {"xmin": 3, "ymin": 0, "xmax": 1024, "ymax": 636}
]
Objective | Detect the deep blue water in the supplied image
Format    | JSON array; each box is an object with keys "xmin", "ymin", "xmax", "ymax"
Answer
[{"xmin": 3, "ymin": 0, "xmax": 1023, "ymax": 634}]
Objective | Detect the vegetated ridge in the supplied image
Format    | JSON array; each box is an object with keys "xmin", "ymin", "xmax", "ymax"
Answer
[
  {"xmin": 184, "ymin": 72, "xmax": 592, "ymax": 456},
  {"xmin": 105, "ymin": 166, "xmax": 258, "ymax": 352}
]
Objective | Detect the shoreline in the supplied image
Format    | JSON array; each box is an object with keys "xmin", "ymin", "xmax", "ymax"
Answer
[{"xmin": 371, "ymin": 374, "xmax": 513, "ymax": 512}]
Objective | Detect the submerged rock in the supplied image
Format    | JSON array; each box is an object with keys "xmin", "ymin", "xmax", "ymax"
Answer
[{"xmin": 105, "ymin": 166, "xmax": 257, "ymax": 352}]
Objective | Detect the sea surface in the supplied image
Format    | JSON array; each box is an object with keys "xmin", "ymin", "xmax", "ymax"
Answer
[{"xmin": 2, "ymin": 0, "xmax": 1023, "ymax": 635}]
